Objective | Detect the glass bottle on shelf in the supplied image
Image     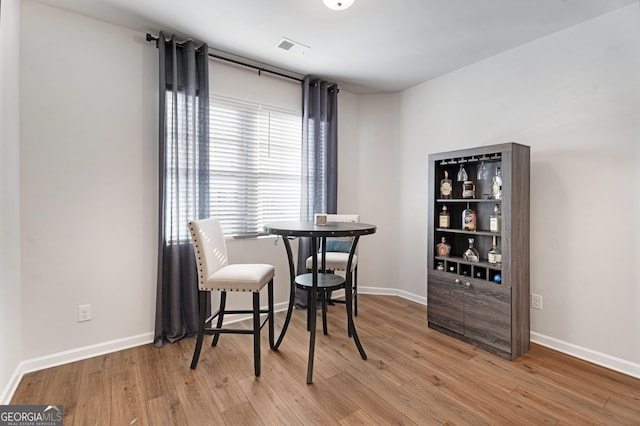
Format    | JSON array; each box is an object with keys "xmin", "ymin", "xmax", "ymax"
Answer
[
  {"xmin": 436, "ymin": 237, "xmax": 451, "ymax": 257},
  {"xmin": 457, "ymin": 164, "xmax": 468, "ymax": 182},
  {"xmin": 440, "ymin": 171, "xmax": 452, "ymax": 199},
  {"xmin": 439, "ymin": 205, "xmax": 450, "ymax": 228},
  {"xmin": 463, "ymin": 238, "xmax": 480, "ymax": 263},
  {"xmin": 491, "ymin": 166, "xmax": 503, "ymax": 200},
  {"xmin": 488, "ymin": 235, "xmax": 502, "ymax": 267},
  {"xmin": 489, "ymin": 204, "xmax": 502, "ymax": 233},
  {"xmin": 462, "ymin": 180, "xmax": 475, "ymax": 199},
  {"xmin": 477, "ymin": 161, "xmax": 488, "ymax": 180},
  {"xmin": 462, "ymin": 203, "xmax": 476, "ymax": 231}
]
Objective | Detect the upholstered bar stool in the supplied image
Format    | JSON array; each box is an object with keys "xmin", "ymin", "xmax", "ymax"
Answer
[{"xmin": 188, "ymin": 217, "xmax": 275, "ymax": 376}]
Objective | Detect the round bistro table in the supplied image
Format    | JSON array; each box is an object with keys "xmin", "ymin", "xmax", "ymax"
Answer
[{"xmin": 263, "ymin": 220, "xmax": 377, "ymax": 384}]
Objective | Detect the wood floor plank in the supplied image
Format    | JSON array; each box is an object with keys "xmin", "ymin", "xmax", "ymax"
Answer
[
  {"xmin": 173, "ymin": 368, "xmax": 227, "ymax": 424},
  {"xmin": 9, "ymin": 367, "xmax": 53, "ymax": 405},
  {"xmin": 400, "ymin": 378, "xmax": 494, "ymax": 426},
  {"xmin": 604, "ymin": 394, "xmax": 640, "ymax": 424},
  {"xmin": 37, "ymin": 361, "xmax": 82, "ymax": 418},
  {"xmin": 326, "ymin": 370, "xmax": 418, "ymax": 425},
  {"xmin": 339, "ymin": 408, "xmax": 380, "ymax": 425},
  {"xmin": 220, "ymin": 400, "xmax": 264, "ymax": 425},
  {"xmin": 72, "ymin": 354, "xmax": 112, "ymax": 425},
  {"xmin": 145, "ymin": 394, "xmax": 188, "ymax": 426},
  {"xmin": 236, "ymin": 374, "xmax": 301, "ymax": 425},
  {"xmin": 508, "ymin": 385, "xmax": 618, "ymax": 425},
  {"xmin": 110, "ymin": 348, "xmax": 150, "ymax": 426},
  {"xmin": 9, "ymin": 295, "xmax": 640, "ymax": 425}
]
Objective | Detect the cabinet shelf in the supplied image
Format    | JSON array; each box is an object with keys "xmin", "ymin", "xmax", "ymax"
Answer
[
  {"xmin": 434, "ymin": 255, "xmax": 501, "ymax": 270},
  {"xmin": 437, "ymin": 198, "xmax": 501, "ymax": 203},
  {"xmin": 436, "ymin": 228, "xmax": 500, "ymax": 237}
]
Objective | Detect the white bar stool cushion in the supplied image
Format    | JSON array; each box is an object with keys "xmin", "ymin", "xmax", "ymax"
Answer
[{"xmin": 206, "ymin": 264, "xmax": 275, "ymax": 292}]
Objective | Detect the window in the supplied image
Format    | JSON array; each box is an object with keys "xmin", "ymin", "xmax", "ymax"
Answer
[{"xmin": 209, "ymin": 96, "xmax": 302, "ymax": 235}]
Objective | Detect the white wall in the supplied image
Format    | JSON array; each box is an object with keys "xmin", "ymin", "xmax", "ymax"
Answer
[
  {"xmin": 0, "ymin": 0, "xmax": 24, "ymax": 403},
  {"xmin": 394, "ymin": 4, "xmax": 640, "ymax": 369},
  {"xmin": 340, "ymin": 93, "xmax": 409, "ymax": 298},
  {"xmin": 20, "ymin": 0, "xmax": 159, "ymax": 359}
]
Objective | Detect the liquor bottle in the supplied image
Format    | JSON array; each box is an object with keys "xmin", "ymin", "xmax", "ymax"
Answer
[
  {"xmin": 491, "ymin": 166, "xmax": 503, "ymax": 200},
  {"xmin": 436, "ymin": 237, "xmax": 451, "ymax": 257},
  {"xmin": 462, "ymin": 180, "xmax": 475, "ymax": 199},
  {"xmin": 457, "ymin": 164, "xmax": 468, "ymax": 182},
  {"xmin": 462, "ymin": 203, "xmax": 476, "ymax": 231},
  {"xmin": 488, "ymin": 235, "xmax": 502, "ymax": 267},
  {"xmin": 463, "ymin": 238, "xmax": 479, "ymax": 263},
  {"xmin": 489, "ymin": 204, "xmax": 502, "ymax": 233},
  {"xmin": 439, "ymin": 205, "xmax": 450, "ymax": 228},
  {"xmin": 440, "ymin": 171, "xmax": 452, "ymax": 199}
]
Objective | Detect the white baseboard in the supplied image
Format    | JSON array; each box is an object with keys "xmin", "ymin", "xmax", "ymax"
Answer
[
  {"xmin": 361, "ymin": 288, "xmax": 640, "ymax": 379},
  {"xmin": 0, "ymin": 364, "xmax": 23, "ymax": 405},
  {"xmin": 360, "ymin": 286, "xmax": 428, "ymax": 306},
  {"xmin": 1, "ymin": 332, "xmax": 153, "ymax": 404},
  {"xmin": 531, "ymin": 331, "xmax": 640, "ymax": 379},
  {"xmin": 3, "ymin": 290, "xmax": 638, "ymax": 403}
]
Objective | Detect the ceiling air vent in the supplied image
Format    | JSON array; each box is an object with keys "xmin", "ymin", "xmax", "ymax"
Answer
[{"xmin": 277, "ymin": 38, "xmax": 309, "ymax": 55}]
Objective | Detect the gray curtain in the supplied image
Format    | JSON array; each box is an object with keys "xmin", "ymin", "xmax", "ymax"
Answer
[
  {"xmin": 154, "ymin": 32, "xmax": 210, "ymax": 346},
  {"xmin": 296, "ymin": 77, "xmax": 339, "ymax": 307}
]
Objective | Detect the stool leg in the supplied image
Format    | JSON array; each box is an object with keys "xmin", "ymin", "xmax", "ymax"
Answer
[
  {"xmin": 268, "ymin": 279, "xmax": 275, "ymax": 349},
  {"xmin": 253, "ymin": 291, "xmax": 261, "ymax": 376},
  {"xmin": 321, "ymin": 291, "xmax": 328, "ymax": 335},
  {"xmin": 190, "ymin": 291, "xmax": 207, "ymax": 369},
  {"xmin": 213, "ymin": 291, "xmax": 226, "ymax": 347}
]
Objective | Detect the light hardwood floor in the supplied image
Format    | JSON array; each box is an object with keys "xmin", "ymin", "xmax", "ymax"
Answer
[{"xmin": 11, "ymin": 295, "xmax": 640, "ymax": 425}]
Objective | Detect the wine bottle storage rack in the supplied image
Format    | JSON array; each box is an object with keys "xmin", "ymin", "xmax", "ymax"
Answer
[
  {"xmin": 434, "ymin": 256, "xmax": 502, "ymax": 284},
  {"xmin": 438, "ymin": 153, "xmax": 502, "ymax": 166},
  {"xmin": 427, "ymin": 142, "xmax": 530, "ymax": 361}
]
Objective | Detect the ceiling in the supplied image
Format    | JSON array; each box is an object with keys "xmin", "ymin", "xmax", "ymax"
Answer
[{"xmin": 35, "ymin": 0, "xmax": 637, "ymax": 94}]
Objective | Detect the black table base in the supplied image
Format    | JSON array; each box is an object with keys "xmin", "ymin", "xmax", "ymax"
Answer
[{"xmin": 265, "ymin": 221, "xmax": 376, "ymax": 384}]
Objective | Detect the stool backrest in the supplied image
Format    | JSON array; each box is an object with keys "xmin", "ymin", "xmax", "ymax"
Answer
[
  {"xmin": 325, "ymin": 214, "xmax": 360, "ymax": 252},
  {"xmin": 188, "ymin": 218, "xmax": 229, "ymax": 291}
]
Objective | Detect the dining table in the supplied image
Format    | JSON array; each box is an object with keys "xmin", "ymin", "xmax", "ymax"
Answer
[{"xmin": 263, "ymin": 220, "xmax": 377, "ymax": 384}]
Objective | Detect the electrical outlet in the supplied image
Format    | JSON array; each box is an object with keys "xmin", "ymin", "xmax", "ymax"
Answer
[
  {"xmin": 78, "ymin": 304, "xmax": 92, "ymax": 322},
  {"xmin": 531, "ymin": 294, "xmax": 543, "ymax": 310}
]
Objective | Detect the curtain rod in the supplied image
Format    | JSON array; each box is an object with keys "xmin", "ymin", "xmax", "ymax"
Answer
[{"xmin": 146, "ymin": 33, "xmax": 303, "ymax": 83}]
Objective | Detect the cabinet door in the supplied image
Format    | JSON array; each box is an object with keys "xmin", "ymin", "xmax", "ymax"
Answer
[
  {"xmin": 427, "ymin": 273, "xmax": 464, "ymax": 334},
  {"xmin": 464, "ymin": 281, "xmax": 511, "ymax": 353}
]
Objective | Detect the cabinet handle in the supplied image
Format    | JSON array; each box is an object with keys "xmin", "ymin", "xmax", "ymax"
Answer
[
  {"xmin": 465, "ymin": 282, "xmax": 471, "ymax": 288},
  {"xmin": 454, "ymin": 279, "xmax": 461, "ymax": 284}
]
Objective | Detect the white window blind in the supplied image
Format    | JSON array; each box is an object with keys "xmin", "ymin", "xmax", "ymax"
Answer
[{"xmin": 210, "ymin": 96, "xmax": 302, "ymax": 236}]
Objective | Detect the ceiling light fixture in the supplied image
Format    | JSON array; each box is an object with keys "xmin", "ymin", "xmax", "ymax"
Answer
[{"xmin": 322, "ymin": 0, "xmax": 355, "ymax": 11}]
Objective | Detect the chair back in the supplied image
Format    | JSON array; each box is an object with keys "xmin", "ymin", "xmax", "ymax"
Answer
[
  {"xmin": 326, "ymin": 214, "xmax": 360, "ymax": 252},
  {"xmin": 188, "ymin": 218, "xmax": 229, "ymax": 291}
]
